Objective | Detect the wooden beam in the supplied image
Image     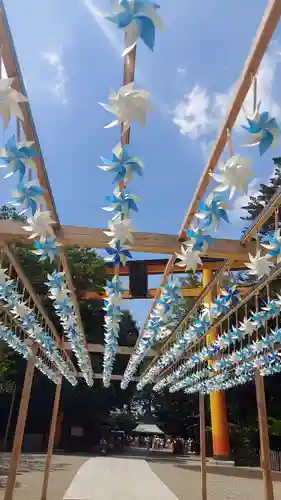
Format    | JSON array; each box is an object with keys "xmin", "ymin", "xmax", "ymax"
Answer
[
  {"xmin": 255, "ymin": 371, "xmax": 274, "ymax": 500},
  {"xmin": 1, "ymin": 243, "xmax": 76, "ymax": 372},
  {"xmin": 77, "ymin": 372, "xmax": 140, "ymax": 381},
  {"xmin": 199, "ymin": 394, "xmax": 207, "ymax": 500},
  {"xmin": 105, "ymin": 259, "xmax": 247, "ymax": 276},
  {"xmin": 241, "ymin": 186, "xmax": 281, "ymax": 244},
  {"xmin": 40, "ymin": 380, "xmax": 62, "ymax": 500},
  {"xmin": 0, "ymin": 6, "xmax": 59, "ymax": 222},
  {"xmin": 0, "ymin": 220, "xmax": 255, "ymax": 260},
  {"xmin": 4, "ymin": 346, "xmax": 38, "ymax": 500},
  {"xmin": 64, "ymin": 342, "xmax": 157, "ymax": 357},
  {"xmin": 81, "ymin": 287, "xmax": 204, "ymax": 300},
  {"xmin": 178, "ymin": 0, "xmax": 281, "ymax": 238},
  {"xmin": 82, "ymin": 286, "xmax": 251, "ymax": 300}
]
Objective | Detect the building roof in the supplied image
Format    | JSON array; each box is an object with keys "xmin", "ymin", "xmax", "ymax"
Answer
[{"xmin": 133, "ymin": 424, "xmax": 164, "ymax": 435}]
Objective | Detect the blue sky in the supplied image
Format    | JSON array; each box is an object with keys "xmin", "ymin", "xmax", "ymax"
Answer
[{"xmin": 1, "ymin": 0, "xmax": 281, "ymax": 325}]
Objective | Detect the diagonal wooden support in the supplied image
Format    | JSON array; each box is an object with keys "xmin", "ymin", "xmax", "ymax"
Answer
[
  {"xmin": 4, "ymin": 345, "xmax": 38, "ymax": 500},
  {"xmin": 179, "ymin": 0, "xmax": 281, "ymax": 238},
  {"xmin": 1, "ymin": 243, "xmax": 76, "ymax": 373},
  {"xmin": 0, "ymin": 5, "xmax": 87, "ymax": 352}
]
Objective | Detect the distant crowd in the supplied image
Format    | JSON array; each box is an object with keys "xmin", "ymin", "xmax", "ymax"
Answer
[{"xmin": 129, "ymin": 435, "xmax": 194, "ymax": 455}]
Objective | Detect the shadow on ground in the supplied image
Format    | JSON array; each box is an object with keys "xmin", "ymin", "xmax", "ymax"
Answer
[{"xmin": 0, "ymin": 454, "xmax": 70, "ymax": 490}]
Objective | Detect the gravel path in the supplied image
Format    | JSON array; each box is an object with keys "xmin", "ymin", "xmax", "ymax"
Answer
[{"xmin": 0, "ymin": 453, "xmax": 281, "ymax": 500}]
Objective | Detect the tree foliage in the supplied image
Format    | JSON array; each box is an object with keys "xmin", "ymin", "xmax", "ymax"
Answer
[{"xmin": 241, "ymin": 157, "xmax": 281, "ymax": 234}]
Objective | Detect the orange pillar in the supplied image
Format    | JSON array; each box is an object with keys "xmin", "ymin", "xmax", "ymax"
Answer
[{"xmin": 203, "ymin": 269, "xmax": 230, "ymax": 459}]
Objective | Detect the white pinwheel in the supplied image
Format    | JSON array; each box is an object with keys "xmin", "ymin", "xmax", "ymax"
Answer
[
  {"xmin": 104, "ymin": 315, "xmax": 120, "ymax": 332},
  {"xmin": 245, "ymin": 251, "xmax": 274, "ymax": 279},
  {"xmin": 22, "ymin": 209, "xmax": 55, "ymax": 241},
  {"xmin": 0, "ymin": 77, "xmax": 28, "ymax": 128},
  {"xmin": 0, "ymin": 267, "xmax": 10, "ymax": 285},
  {"xmin": 105, "ymin": 293, "xmax": 122, "ymax": 307},
  {"xmin": 158, "ymin": 327, "xmax": 171, "ymax": 340},
  {"xmin": 49, "ymin": 288, "xmax": 70, "ymax": 302},
  {"xmin": 176, "ymin": 245, "xmax": 202, "ymax": 272},
  {"xmin": 28, "ymin": 324, "xmax": 44, "ymax": 338},
  {"xmin": 239, "ymin": 317, "xmax": 256, "ymax": 337},
  {"xmin": 104, "ymin": 215, "xmax": 133, "ymax": 246},
  {"xmin": 211, "ymin": 155, "xmax": 253, "ymax": 199},
  {"xmin": 11, "ymin": 301, "xmax": 30, "ymax": 319},
  {"xmin": 99, "ymin": 82, "xmax": 153, "ymax": 134}
]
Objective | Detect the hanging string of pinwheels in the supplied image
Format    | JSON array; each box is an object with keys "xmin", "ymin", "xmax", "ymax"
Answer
[
  {"xmin": 98, "ymin": 0, "xmax": 163, "ymax": 387},
  {"xmin": 133, "ymin": 66, "xmax": 281, "ymax": 393},
  {"xmin": 0, "ymin": 67, "xmax": 92, "ymax": 386}
]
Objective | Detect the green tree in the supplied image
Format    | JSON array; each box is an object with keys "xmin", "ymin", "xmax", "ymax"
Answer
[{"xmin": 241, "ymin": 156, "xmax": 281, "ymax": 234}]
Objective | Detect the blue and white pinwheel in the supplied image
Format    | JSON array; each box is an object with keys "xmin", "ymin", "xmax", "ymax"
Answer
[
  {"xmin": 185, "ymin": 227, "xmax": 213, "ymax": 253},
  {"xmin": 105, "ymin": 241, "xmax": 132, "ymax": 266},
  {"xmin": 0, "ymin": 135, "xmax": 40, "ymax": 182},
  {"xmin": 196, "ymin": 194, "xmax": 229, "ymax": 231},
  {"xmin": 32, "ymin": 236, "xmax": 61, "ymax": 262},
  {"xmin": 45, "ymin": 271, "xmax": 66, "ymax": 291},
  {"xmin": 222, "ymin": 284, "xmax": 241, "ymax": 307},
  {"xmin": 242, "ymin": 102, "xmax": 279, "ymax": 156},
  {"xmin": 262, "ymin": 230, "xmax": 281, "ymax": 262},
  {"xmin": 103, "ymin": 187, "xmax": 139, "ymax": 214},
  {"xmin": 105, "ymin": 0, "xmax": 164, "ymax": 56},
  {"xmin": 98, "ymin": 144, "xmax": 144, "ymax": 184},
  {"xmin": 10, "ymin": 181, "xmax": 45, "ymax": 215}
]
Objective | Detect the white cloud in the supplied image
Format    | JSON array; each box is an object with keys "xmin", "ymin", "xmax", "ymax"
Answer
[
  {"xmin": 173, "ymin": 48, "xmax": 281, "ymax": 139},
  {"xmin": 43, "ymin": 51, "xmax": 68, "ymax": 105},
  {"xmin": 177, "ymin": 67, "xmax": 186, "ymax": 75},
  {"xmin": 173, "ymin": 85, "xmax": 212, "ymax": 139}
]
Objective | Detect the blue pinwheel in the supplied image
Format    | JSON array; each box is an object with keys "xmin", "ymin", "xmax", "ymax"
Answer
[
  {"xmin": 21, "ymin": 311, "xmax": 36, "ymax": 330},
  {"xmin": 10, "ymin": 181, "xmax": 45, "ymax": 215},
  {"xmin": 196, "ymin": 194, "xmax": 229, "ymax": 231},
  {"xmin": 0, "ymin": 281, "xmax": 15, "ymax": 300},
  {"xmin": 104, "ymin": 188, "xmax": 139, "ymax": 215},
  {"xmin": 99, "ymin": 146, "xmax": 143, "ymax": 184},
  {"xmin": 185, "ymin": 227, "xmax": 213, "ymax": 252},
  {"xmin": 32, "ymin": 236, "xmax": 60, "ymax": 262},
  {"xmin": 242, "ymin": 102, "xmax": 279, "ymax": 156},
  {"xmin": 0, "ymin": 135, "xmax": 40, "ymax": 183},
  {"xmin": 66, "ymin": 326, "xmax": 77, "ymax": 342},
  {"xmin": 251, "ymin": 310, "xmax": 269, "ymax": 328},
  {"xmin": 272, "ymin": 328, "xmax": 281, "ymax": 344},
  {"xmin": 37, "ymin": 332, "xmax": 55, "ymax": 354},
  {"xmin": 262, "ymin": 230, "xmax": 281, "ymax": 262},
  {"xmin": 222, "ymin": 284, "xmax": 241, "ymax": 306},
  {"xmin": 105, "ymin": 0, "xmax": 163, "ymax": 55},
  {"xmin": 262, "ymin": 299, "xmax": 280, "ymax": 318},
  {"xmin": 45, "ymin": 270, "xmax": 66, "ymax": 290},
  {"xmin": 212, "ymin": 296, "xmax": 229, "ymax": 316},
  {"xmin": 105, "ymin": 241, "xmax": 132, "ymax": 266}
]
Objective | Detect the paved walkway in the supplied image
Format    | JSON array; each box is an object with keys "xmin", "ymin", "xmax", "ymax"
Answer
[
  {"xmin": 64, "ymin": 457, "xmax": 179, "ymax": 500},
  {"xmin": 1, "ymin": 452, "xmax": 281, "ymax": 500}
]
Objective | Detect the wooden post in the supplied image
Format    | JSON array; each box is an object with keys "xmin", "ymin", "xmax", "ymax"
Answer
[
  {"xmin": 4, "ymin": 347, "xmax": 37, "ymax": 500},
  {"xmin": 40, "ymin": 379, "xmax": 62, "ymax": 500},
  {"xmin": 255, "ymin": 370, "xmax": 274, "ymax": 500},
  {"xmin": 3, "ymin": 383, "xmax": 16, "ymax": 451},
  {"xmin": 199, "ymin": 393, "xmax": 207, "ymax": 500}
]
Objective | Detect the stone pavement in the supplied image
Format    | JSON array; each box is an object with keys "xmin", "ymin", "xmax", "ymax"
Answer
[
  {"xmin": 1, "ymin": 452, "xmax": 281, "ymax": 500},
  {"xmin": 64, "ymin": 457, "xmax": 179, "ymax": 500}
]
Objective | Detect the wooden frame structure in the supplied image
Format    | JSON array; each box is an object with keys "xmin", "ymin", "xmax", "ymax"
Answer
[{"xmin": 0, "ymin": 1, "xmax": 281, "ymax": 500}]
